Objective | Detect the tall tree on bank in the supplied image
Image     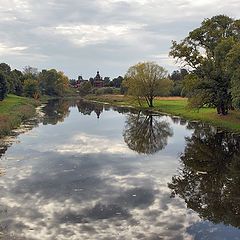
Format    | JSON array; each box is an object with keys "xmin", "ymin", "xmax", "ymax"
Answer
[
  {"xmin": 170, "ymin": 15, "xmax": 240, "ymax": 115},
  {"xmin": 123, "ymin": 62, "xmax": 172, "ymax": 107}
]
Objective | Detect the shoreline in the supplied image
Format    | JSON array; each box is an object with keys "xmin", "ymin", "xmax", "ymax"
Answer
[
  {"xmin": 85, "ymin": 94, "xmax": 240, "ymax": 133},
  {"xmin": 0, "ymin": 95, "xmax": 40, "ymax": 137}
]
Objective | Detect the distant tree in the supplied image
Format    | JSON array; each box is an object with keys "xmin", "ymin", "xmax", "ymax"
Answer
[
  {"xmin": 112, "ymin": 76, "xmax": 123, "ymax": 88},
  {"xmin": 103, "ymin": 77, "xmax": 111, "ymax": 87},
  {"xmin": 69, "ymin": 79, "xmax": 77, "ymax": 87},
  {"xmin": 89, "ymin": 77, "xmax": 94, "ymax": 86},
  {"xmin": 169, "ymin": 15, "xmax": 240, "ymax": 115},
  {"xmin": 0, "ymin": 73, "xmax": 7, "ymax": 101},
  {"xmin": 23, "ymin": 66, "xmax": 38, "ymax": 79},
  {"xmin": 23, "ymin": 79, "xmax": 40, "ymax": 98},
  {"xmin": 79, "ymin": 81, "xmax": 92, "ymax": 96},
  {"xmin": 169, "ymin": 69, "xmax": 188, "ymax": 96},
  {"xmin": 123, "ymin": 62, "xmax": 172, "ymax": 107}
]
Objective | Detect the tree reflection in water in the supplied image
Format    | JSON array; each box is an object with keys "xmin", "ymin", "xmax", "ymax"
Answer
[
  {"xmin": 169, "ymin": 124, "xmax": 240, "ymax": 228},
  {"xmin": 42, "ymin": 99, "xmax": 71, "ymax": 125},
  {"xmin": 123, "ymin": 111, "xmax": 173, "ymax": 154},
  {"xmin": 76, "ymin": 99, "xmax": 104, "ymax": 119}
]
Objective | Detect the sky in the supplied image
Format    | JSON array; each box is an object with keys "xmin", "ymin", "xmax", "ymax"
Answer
[{"xmin": 0, "ymin": 0, "xmax": 239, "ymax": 79}]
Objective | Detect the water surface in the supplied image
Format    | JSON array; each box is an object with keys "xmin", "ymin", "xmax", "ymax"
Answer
[{"xmin": 0, "ymin": 99, "xmax": 240, "ymax": 240}]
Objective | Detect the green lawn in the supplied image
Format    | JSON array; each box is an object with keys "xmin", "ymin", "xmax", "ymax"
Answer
[
  {"xmin": 86, "ymin": 95, "xmax": 240, "ymax": 132},
  {"xmin": 0, "ymin": 94, "xmax": 37, "ymax": 136}
]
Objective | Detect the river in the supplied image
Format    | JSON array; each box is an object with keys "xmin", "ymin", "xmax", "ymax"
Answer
[{"xmin": 0, "ymin": 99, "xmax": 240, "ymax": 240}]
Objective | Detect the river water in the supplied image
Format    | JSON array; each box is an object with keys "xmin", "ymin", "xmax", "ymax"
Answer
[{"xmin": 0, "ymin": 99, "xmax": 240, "ymax": 240}]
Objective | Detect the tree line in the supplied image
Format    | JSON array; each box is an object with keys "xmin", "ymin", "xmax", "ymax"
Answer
[{"xmin": 0, "ymin": 63, "xmax": 69, "ymax": 101}]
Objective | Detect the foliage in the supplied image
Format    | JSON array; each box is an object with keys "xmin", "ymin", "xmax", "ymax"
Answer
[
  {"xmin": 0, "ymin": 63, "xmax": 24, "ymax": 95},
  {"xmin": 0, "ymin": 73, "xmax": 7, "ymax": 101},
  {"xmin": 112, "ymin": 76, "xmax": 124, "ymax": 88},
  {"xmin": 79, "ymin": 81, "xmax": 92, "ymax": 96},
  {"xmin": 39, "ymin": 69, "xmax": 69, "ymax": 96},
  {"xmin": 23, "ymin": 79, "xmax": 40, "ymax": 98},
  {"xmin": 226, "ymin": 43, "xmax": 240, "ymax": 109},
  {"xmin": 22, "ymin": 66, "xmax": 38, "ymax": 79},
  {"xmin": 170, "ymin": 15, "xmax": 240, "ymax": 115},
  {"xmin": 123, "ymin": 62, "xmax": 172, "ymax": 107},
  {"xmin": 169, "ymin": 69, "xmax": 188, "ymax": 96}
]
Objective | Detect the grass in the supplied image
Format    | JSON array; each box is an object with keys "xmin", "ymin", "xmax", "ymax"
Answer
[
  {"xmin": 0, "ymin": 94, "xmax": 38, "ymax": 136},
  {"xmin": 86, "ymin": 94, "xmax": 240, "ymax": 132}
]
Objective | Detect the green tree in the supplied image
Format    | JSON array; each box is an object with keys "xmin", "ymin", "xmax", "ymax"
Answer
[
  {"xmin": 112, "ymin": 76, "xmax": 124, "ymax": 88},
  {"xmin": 39, "ymin": 69, "xmax": 69, "ymax": 96},
  {"xmin": 23, "ymin": 79, "xmax": 40, "ymax": 98},
  {"xmin": 226, "ymin": 42, "xmax": 240, "ymax": 109},
  {"xmin": 170, "ymin": 15, "xmax": 240, "ymax": 115},
  {"xmin": 10, "ymin": 69, "xmax": 24, "ymax": 95},
  {"xmin": 169, "ymin": 69, "xmax": 188, "ymax": 96},
  {"xmin": 123, "ymin": 62, "xmax": 172, "ymax": 107},
  {"xmin": 0, "ymin": 73, "xmax": 7, "ymax": 101}
]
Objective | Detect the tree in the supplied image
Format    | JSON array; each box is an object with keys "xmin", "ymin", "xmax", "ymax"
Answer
[
  {"xmin": 10, "ymin": 69, "xmax": 24, "ymax": 95},
  {"xmin": 123, "ymin": 111, "xmax": 173, "ymax": 154},
  {"xmin": 170, "ymin": 15, "xmax": 240, "ymax": 115},
  {"xmin": 23, "ymin": 79, "xmax": 40, "ymax": 98},
  {"xmin": 169, "ymin": 69, "xmax": 188, "ymax": 96},
  {"xmin": 112, "ymin": 76, "xmax": 123, "ymax": 88},
  {"xmin": 39, "ymin": 69, "xmax": 69, "ymax": 96},
  {"xmin": 0, "ymin": 73, "xmax": 7, "ymax": 101},
  {"xmin": 23, "ymin": 66, "xmax": 38, "ymax": 79},
  {"xmin": 123, "ymin": 62, "xmax": 172, "ymax": 107},
  {"xmin": 103, "ymin": 77, "xmax": 111, "ymax": 87},
  {"xmin": 226, "ymin": 42, "xmax": 240, "ymax": 109}
]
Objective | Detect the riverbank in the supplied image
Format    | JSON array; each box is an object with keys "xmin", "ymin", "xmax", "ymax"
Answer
[
  {"xmin": 86, "ymin": 94, "xmax": 240, "ymax": 132},
  {"xmin": 0, "ymin": 95, "xmax": 38, "ymax": 136}
]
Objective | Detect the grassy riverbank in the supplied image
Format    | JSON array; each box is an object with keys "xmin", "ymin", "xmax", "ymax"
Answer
[
  {"xmin": 0, "ymin": 94, "xmax": 38, "ymax": 136},
  {"xmin": 86, "ymin": 94, "xmax": 240, "ymax": 132}
]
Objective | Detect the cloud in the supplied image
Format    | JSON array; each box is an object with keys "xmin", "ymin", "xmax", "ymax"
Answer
[
  {"xmin": 52, "ymin": 23, "xmax": 145, "ymax": 47},
  {"xmin": 0, "ymin": 42, "xmax": 28, "ymax": 55},
  {"xmin": 0, "ymin": 0, "xmax": 239, "ymax": 77}
]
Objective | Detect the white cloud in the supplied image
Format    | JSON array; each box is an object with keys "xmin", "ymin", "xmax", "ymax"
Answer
[
  {"xmin": 0, "ymin": 43, "xmax": 28, "ymax": 55},
  {"xmin": 52, "ymin": 23, "xmax": 145, "ymax": 47}
]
